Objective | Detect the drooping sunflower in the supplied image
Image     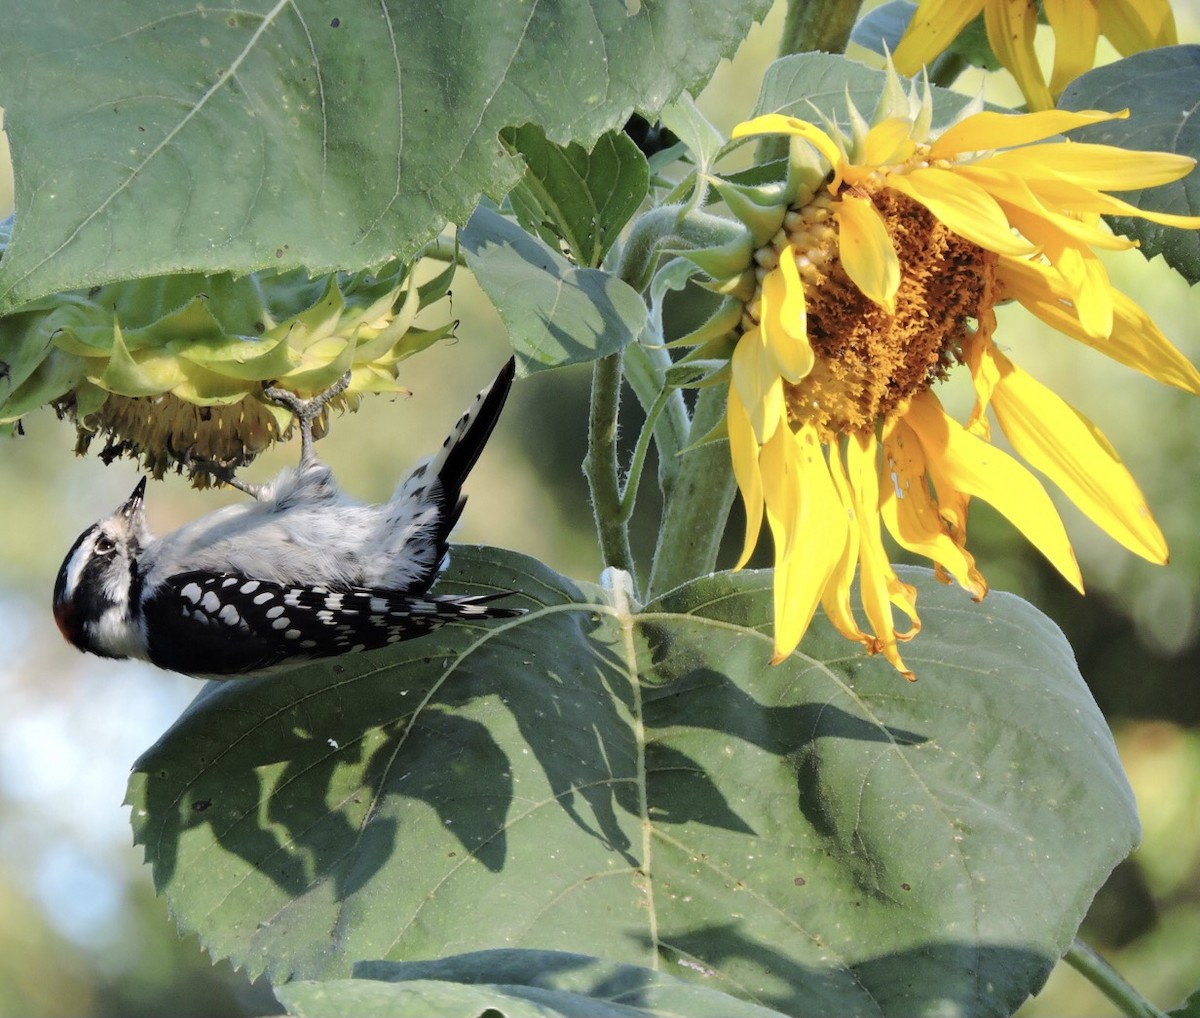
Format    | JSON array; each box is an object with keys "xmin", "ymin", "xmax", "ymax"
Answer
[
  {"xmin": 700, "ymin": 81, "xmax": 1200, "ymax": 678},
  {"xmin": 0, "ymin": 257, "xmax": 457, "ymax": 485},
  {"xmin": 892, "ymin": 0, "xmax": 1178, "ymax": 110}
]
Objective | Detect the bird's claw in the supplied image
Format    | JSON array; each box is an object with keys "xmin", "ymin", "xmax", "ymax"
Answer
[{"xmin": 263, "ymin": 371, "xmax": 352, "ymax": 464}]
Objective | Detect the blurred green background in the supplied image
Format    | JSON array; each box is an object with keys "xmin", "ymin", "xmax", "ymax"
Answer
[{"xmin": 1, "ymin": 3, "xmax": 1198, "ymax": 1014}]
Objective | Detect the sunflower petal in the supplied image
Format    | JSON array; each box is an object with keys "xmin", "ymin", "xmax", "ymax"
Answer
[
  {"xmin": 847, "ymin": 431, "xmax": 919, "ymax": 679},
  {"xmin": 835, "ymin": 194, "xmax": 900, "ymax": 312},
  {"xmin": 1006, "ymin": 173, "xmax": 1200, "ymax": 229},
  {"xmin": 761, "ymin": 246, "xmax": 815, "ymax": 382},
  {"xmin": 863, "ymin": 117, "xmax": 919, "ymax": 167},
  {"xmin": 1045, "ymin": 0, "xmax": 1100, "ymax": 98},
  {"xmin": 892, "ymin": 0, "xmax": 984, "ymax": 74},
  {"xmin": 822, "ymin": 441, "xmax": 866, "ymax": 644},
  {"xmin": 762, "ymin": 424, "xmax": 850, "ymax": 662},
  {"xmin": 1097, "ymin": 0, "xmax": 1177, "ymax": 54},
  {"xmin": 732, "ymin": 115, "xmax": 843, "ymax": 170},
  {"xmin": 879, "ymin": 415, "xmax": 988, "ymax": 598},
  {"xmin": 962, "ymin": 331, "xmax": 999, "ymax": 437},
  {"xmin": 984, "ymin": 0, "xmax": 1054, "ymax": 110},
  {"xmin": 955, "ymin": 165, "xmax": 1135, "ymax": 253},
  {"xmin": 985, "ymin": 341, "xmax": 1169, "ymax": 562},
  {"xmin": 929, "ymin": 109, "xmax": 1124, "ymax": 160},
  {"xmin": 888, "ymin": 168, "xmax": 1036, "ymax": 257},
  {"xmin": 996, "ymin": 257, "xmax": 1200, "ymax": 394},
  {"xmin": 731, "ymin": 328, "xmax": 785, "ymax": 443},
  {"xmin": 727, "ymin": 390, "xmax": 764, "ymax": 570},
  {"xmin": 984, "ymin": 143, "xmax": 1198, "ymax": 191},
  {"xmin": 1052, "ymin": 243, "xmax": 1114, "ymax": 339},
  {"xmin": 904, "ymin": 390, "xmax": 1084, "ymax": 592}
]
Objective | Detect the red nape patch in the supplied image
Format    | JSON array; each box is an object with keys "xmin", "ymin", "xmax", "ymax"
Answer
[{"xmin": 53, "ymin": 599, "xmax": 82, "ymax": 649}]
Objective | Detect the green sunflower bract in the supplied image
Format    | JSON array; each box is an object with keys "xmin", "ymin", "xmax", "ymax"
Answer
[{"xmin": 0, "ymin": 250, "xmax": 455, "ymax": 484}]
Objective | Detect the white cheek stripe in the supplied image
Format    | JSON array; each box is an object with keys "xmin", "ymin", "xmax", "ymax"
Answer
[{"xmin": 61, "ymin": 537, "xmax": 96, "ymax": 598}]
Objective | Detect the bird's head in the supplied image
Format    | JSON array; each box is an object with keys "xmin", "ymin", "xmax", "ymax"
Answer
[{"xmin": 53, "ymin": 477, "xmax": 152, "ymax": 658}]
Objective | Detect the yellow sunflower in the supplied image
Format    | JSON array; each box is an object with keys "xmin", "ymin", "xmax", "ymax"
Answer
[
  {"xmin": 892, "ymin": 0, "xmax": 1178, "ymax": 110},
  {"xmin": 718, "ymin": 87, "xmax": 1200, "ymax": 678}
]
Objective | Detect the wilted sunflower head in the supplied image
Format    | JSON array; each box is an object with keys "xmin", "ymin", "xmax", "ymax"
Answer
[
  {"xmin": 676, "ymin": 71, "xmax": 1200, "ymax": 677},
  {"xmin": 0, "ymin": 255, "xmax": 457, "ymax": 485}
]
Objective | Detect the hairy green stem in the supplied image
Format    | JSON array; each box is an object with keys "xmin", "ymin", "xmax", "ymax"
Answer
[
  {"xmin": 584, "ymin": 353, "xmax": 638, "ymax": 589},
  {"xmin": 758, "ymin": 0, "xmax": 866, "ymax": 163},
  {"xmin": 618, "ymin": 387, "xmax": 671, "ymax": 523},
  {"xmin": 779, "ymin": 0, "xmax": 863, "ymax": 59},
  {"xmin": 1063, "ymin": 939, "xmax": 1169, "ymax": 1018},
  {"xmin": 622, "ymin": 342, "xmax": 689, "ymax": 497},
  {"xmin": 646, "ymin": 381, "xmax": 737, "ymax": 600}
]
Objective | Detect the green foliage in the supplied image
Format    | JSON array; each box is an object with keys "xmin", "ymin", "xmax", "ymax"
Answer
[
  {"xmin": 1172, "ymin": 985, "xmax": 1200, "ymax": 1017},
  {"xmin": 278, "ymin": 952, "xmax": 794, "ymax": 1018},
  {"xmin": 129, "ymin": 549, "xmax": 1137, "ymax": 1016},
  {"xmin": 749, "ymin": 52, "xmax": 977, "ymax": 127},
  {"xmin": 461, "ymin": 207, "xmax": 646, "ymax": 373},
  {"xmin": 0, "ymin": 0, "xmax": 772, "ymax": 314},
  {"xmin": 1058, "ymin": 46, "xmax": 1200, "ymax": 285},
  {"xmin": 502, "ymin": 126, "xmax": 650, "ymax": 268},
  {"xmin": 2, "ymin": 3, "xmax": 1196, "ymax": 1016}
]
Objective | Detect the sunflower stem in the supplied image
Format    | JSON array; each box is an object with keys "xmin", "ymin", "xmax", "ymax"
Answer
[
  {"xmin": 778, "ymin": 0, "xmax": 862, "ymax": 57},
  {"xmin": 1063, "ymin": 939, "xmax": 1169, "ymax": 1018},
  {"xmin": 618, "ymin": 386, "xmax": 671, "ymax": 524},
  {"xmin": 646, "ymin": 380, "xmax": 737, "ymax": 601},
  {"xmin": 622, "ymin": 341, "xmax": 689, "ymax": 497},
  {"xmin": 584, "ymin": 352, "xmax": 639, "ymax": 592},
  {"xmin": 757, "ymin": 0, "xmax": 865, "ymax": 164}
]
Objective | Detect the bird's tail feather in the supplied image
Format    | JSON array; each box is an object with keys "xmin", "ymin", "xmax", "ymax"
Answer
[{"xmin": 429, "ymin": 357, "xmax": 516, "ymax": 501}]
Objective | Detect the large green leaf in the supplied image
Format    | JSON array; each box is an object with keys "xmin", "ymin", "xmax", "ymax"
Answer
[
  {"xmin": 460, "ymin": 207, "xmax": 645, "ymax": 373},
  {"xmin": 278, "ymin": 951, "xmax": 792, "ymax": 1018},
  {"xmin": 0, "ymin": 0, "xmax": 772, "ymax": 315},
  {"xmin": 1058, "ymin": 46, "xmax": 1200, "ymax": 284},
  {"xmin": 128, "ymin": 547, "xmax": 1137, "ymax": 1017}
]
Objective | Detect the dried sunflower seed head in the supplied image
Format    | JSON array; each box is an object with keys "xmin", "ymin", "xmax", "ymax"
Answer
[{"xmin": 0, "ymin": 249, "xmax": 457, "ymax": 485}]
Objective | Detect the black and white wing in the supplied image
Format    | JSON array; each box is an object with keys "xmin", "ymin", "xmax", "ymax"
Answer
[{"xmin": 139, "ymin": 570, "xmax": 523, "ymax": 676}]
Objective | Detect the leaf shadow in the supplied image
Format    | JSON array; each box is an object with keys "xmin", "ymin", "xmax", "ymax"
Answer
[
  {"xmin": 134, "ymin": 659, "xmax": 514, "ymax": 901},
  {"xmin": 346, "ymin": 939, "xmax": 1054, "ymax": 1018},
  {"xmin": 659, "ymin": 929, "xmax": 1054, "ymax": 1017},
  {"xmin": 471, "ymin": 612, "xmax": 928, "ymax": 870},
  {"xmin": 636, "ymin": 633, "xmax": 929, "ymax": 843}
]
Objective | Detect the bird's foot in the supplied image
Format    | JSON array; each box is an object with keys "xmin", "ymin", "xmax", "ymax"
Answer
[
  {"xmin": 189, "ymin": 459, "xmax": 268, "ymax": 499},
  {"xmin": 263, "ymin": 371, "xmax": 352, "ymax": 464}
]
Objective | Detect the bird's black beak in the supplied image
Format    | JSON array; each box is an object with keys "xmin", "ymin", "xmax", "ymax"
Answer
[{"xmin": 119, "ymin": 477, "xmax": 147, "ymax": 519}]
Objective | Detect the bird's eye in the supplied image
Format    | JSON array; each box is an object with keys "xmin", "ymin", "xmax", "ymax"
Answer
[{"xmin": 94, "ymin": 535, "xmax": 117, "ymax": 555}]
